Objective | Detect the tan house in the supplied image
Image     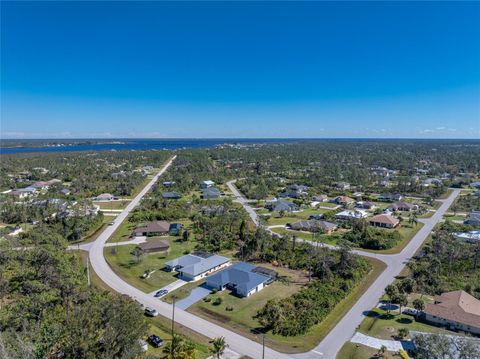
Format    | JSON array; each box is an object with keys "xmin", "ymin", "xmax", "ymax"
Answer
[
  {"xmin": 134, "ymin": 221, "xmax": 171, "ymax": 237},
  {"xmin": 369, "ymin": 214, "xmax": 400, "ymax": 228},
  {"xmin": 424, "ymin": 290, "xmax": 480, "ymax": 335},
  {"xmin": 138, "ymin": 240, "xmax": 170, "ymax": 254}
]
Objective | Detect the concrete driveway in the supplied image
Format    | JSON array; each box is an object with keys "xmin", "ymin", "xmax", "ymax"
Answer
[
  {"xmin": 176, "ymin": 286, "xmax": 211, "ymax": 310},
  {"xmin": 149, "ymin": 278, "xmax": 188, "ymax": 297}
]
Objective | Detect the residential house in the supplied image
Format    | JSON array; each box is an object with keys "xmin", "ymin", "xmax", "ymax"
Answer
[
  {"xmin": 332, "ymin": 196, "xmax": 355, "ymax": 206},
  {"xmin": 423, "ymin": 178, "xmax": 442, "ymax": 187},
  {"xmin": 202, "ymin": 187, "xmax": 221, "ymax": 199},
  {"xmin": 423, "ymin": 290, "xmax": 480, "ymax": 335},
  {"xmin": 163, "ymin": 181, "xmax": 176, "ymax": 187},
  {"xmin": 464, "ymin": 210, "xmax": 480, "ymax": 226},
  {"xmin": 60, "ymin": 188, "xmax": 71, "ymax": 195},
  {"xmin": 201, "ymin": 205, "xmax": 225, "ymax": 216},
  {"xmin": 312, "ymin": 195, "xmax": 328, "ymax": 202},
  {"xmin": 138, "ymin": 240, "xmax": 170, "ymax": 254},
  {"xmin": 162, "ymin": 191, "xmax": 182, "ymax": 200},
  {"xmin": 387, "ymin": 201, "xmax": 418, "ymax": 212},
  {"xmin": 334, "ymin": 181, "xmax": 350, "ymax": 190},
  {"xmin": 164, "ymin": 251, "xmax": 231, "ymax": 281},
  {"xmin": 94, "ymin": 193, "xmax": 115, "ymax": 201},
  {"xmin": 369, "ymin": 214, "xmax": 400, "ymax": 228},
  {"xmin": 287, "ymin": 220, "xmax": 337, "ymax": 234},
  {"xmin": 288, "ymin": 184, "xmax": 309, "ymax": 192},
  {"xmin": 453, "ymin": 231, "xmax": 480, "ymax": 243},
  {"xmin": 335, "ymin": 209, "xmax": 369, "ymax": 220},
  {"xmin": 200, "ymin": 180, "xmax": 215, "ymax": 189},
  {"xmin": 266, "ymin": 200, "xmax": 298, "ymax": 213},
  {"xmin": 134, "ymin": 221, "xmax": 171, "ymax": 237},
  {"xmin": 355, "ymin": 201, "xmax": 376, "ymax": 210},
  {"xmin": 278, "ymin": 191, "xmax": 305, "ymax": 199},
  {"xmin": 471, "ymin": 181, "xmax": 480, "ymax": 189},
  {"xmin": 378, "ymin": 193, "xmax": 404, "ymax": 201},
  {"xmin": 11, "ymin": 187, "xmax": 36, "ymax": 199},
  {"xmin": 206, "ymin": 262, "xmax": 276, "ymax": 298}
]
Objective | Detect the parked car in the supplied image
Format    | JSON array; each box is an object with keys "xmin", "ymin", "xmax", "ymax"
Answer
[
  {"xmin": 403, "ymin": 308, "xmax": 418, "ymax": 316},
  {"xmin": 144, "ymin": 307, "xmax": 158, "ymax": 317},
  {"xmin": 108, "ymin": 221, "xmax": 115, "ymax": 226},
  {"xmin": 154, "ymin": 289, "xmax": 168, "ymax": 298},
  {"xmin": 148, "ymin": 335, "xmax": 164, "ymax": 348}
]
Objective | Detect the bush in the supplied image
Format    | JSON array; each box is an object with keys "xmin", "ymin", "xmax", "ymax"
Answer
[
  {"xmin": 203, "ymin": 297, "xmax": 211, "ymax": 302},
  {"xmin": 210, "ymin": 288, "xmax": 218, "ymax": 294},
  {"xmin": 212, "ymin": 298, "xmax": 222, "ymax": 306},
  {"xmin": 225, "ymin": 306, "xmax": 234, "ymax": 311}
]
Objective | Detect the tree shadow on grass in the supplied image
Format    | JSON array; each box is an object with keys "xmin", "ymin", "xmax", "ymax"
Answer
[{"xmin": 396, "ymin": 317, "xmax": 413, "ymax": 325}]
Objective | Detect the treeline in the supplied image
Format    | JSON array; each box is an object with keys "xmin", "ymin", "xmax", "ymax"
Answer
[
  {"xmin": 0, "ymin": 228, "xmax": 148, "ymax": 358},
  {"xmin": 0, "ymin": 150, "xmax": 171, "ymax": 196},
  {"xmin": 251, "ymin": 233, "xmax": 371, "ymax": 336},
  {"xmin": 210, "ymin": 140, "xmax": 480, "ymax": 199},
  {"xmin": 407, "ymin": 222, "xmax": 480, "ymax": 299}
]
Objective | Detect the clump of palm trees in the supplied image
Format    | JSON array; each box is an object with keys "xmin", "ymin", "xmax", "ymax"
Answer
[{"xmin": 209, "ymin": 336, "xmax": 228, "ymax": 359}]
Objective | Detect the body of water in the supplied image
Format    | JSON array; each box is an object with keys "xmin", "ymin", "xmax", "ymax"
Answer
[{"xmin": 0, "ymin": 138, "xmax": 297, "ymax": 155}]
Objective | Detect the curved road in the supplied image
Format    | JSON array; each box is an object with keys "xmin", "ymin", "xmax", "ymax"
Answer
[
  {"xmin": 227, "ymin": 180, "xmax": 461, "ymax": 358},
  {"xmin": 86, "ymin": 164, "xmax": 460, "ymax": 359}
]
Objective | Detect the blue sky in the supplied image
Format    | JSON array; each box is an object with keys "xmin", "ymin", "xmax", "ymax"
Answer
[{"xmin": 1, "ymin": 1, "xmax": 479, "ymax": 139}]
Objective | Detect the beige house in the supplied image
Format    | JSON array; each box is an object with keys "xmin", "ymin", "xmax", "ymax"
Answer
[
  {"xmin": 369, "ymin": 214, "xmax": 400, "ymax": 228},
  {"xmin": 424, "ymin": 290, "xmax": 480, "ymax": 335}
]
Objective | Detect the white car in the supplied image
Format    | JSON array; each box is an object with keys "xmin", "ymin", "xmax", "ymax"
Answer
[{"xmin": 144, "ymin": 307, "xmax": 158, "ymax": 317}]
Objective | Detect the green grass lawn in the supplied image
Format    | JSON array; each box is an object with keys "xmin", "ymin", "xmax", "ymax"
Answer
[
  {"xmin": 360, "ymin": 222, "xmax": 424, "ymax": 255},
  {"xmin": 144, "ymin": 319, "xmax": 210, "ymax": 359},
  {"xmin": 98, "ymin": 199, "xmax": 131, "ymax": 211},
  {"xmin": 189, "ymin": 258, "xmax": 386, "ymax": 354},
  {"xmin": 265, "ymin": 208, "xmax": 332, "ymax": 226},
  {"xmin": 358, "ymin": 307, "xmax": 455, "ymax": 340},
  {"xmin": 104, "ymin": 237, "xmax": 197, "ymax": 293},
  {"xmin": 107, "ymin": 218, "xmax": 137, "ymax": 243},
  {"xmin": 270, "ymin": 227, "xmax": 342, "ymax": 246}
]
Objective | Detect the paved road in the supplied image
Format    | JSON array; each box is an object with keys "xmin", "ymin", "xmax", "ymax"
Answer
[
  {"xmin": 88, "ymin": 160, "xmax": 290, "ymax": 359},
  {"xmin": 293, "ymin": 189, "xmax": 461, "ymax": 359},
  {"xmin": 228, "ymin": 179, "xmax": 461, "ymax": 358},
  {"xmin": 88, "ymin": 166, "xmax": 460, "ymax": 359}
]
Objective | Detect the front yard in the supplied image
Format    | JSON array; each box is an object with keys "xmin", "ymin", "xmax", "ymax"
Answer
[
  {"xmin": 104, "ymin": 237, "xmax": 197, "ymax": 293},
  {"xmin": 187, "ymin": 258, "xmax": 386, "ymax": 353}
]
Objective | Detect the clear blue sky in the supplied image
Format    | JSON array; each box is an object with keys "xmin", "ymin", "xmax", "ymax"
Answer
[{"xmin": 1, "ymin": 1, "xmax": 479, "ymax": 139}]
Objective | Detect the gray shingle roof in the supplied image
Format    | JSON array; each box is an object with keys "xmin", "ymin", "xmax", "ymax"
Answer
[
  {"xmin": 165, "ymin": 253, "xmax": 230, "ymax": 277},
  {"xmin": 206, "ymin": 262, "xmax": 272, "ymax": 294}
]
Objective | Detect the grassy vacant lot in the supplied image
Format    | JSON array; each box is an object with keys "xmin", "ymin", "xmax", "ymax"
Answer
[
  {"xmin": 358, "ymin": 307, "xmax": 454, "ymax": 340},
  {"xmin": 265, "ymin": 208, "xmax": 334, "ymax": 226},
  {"xmin": 360, "ymin": 222, "xmax": 424, "ymax": 255},
  {"xmin": 97, "ymin": 199, "xmax": 131, "ymax": 211},
  {"xmin": 104, "ymin": 237, "xmax": 196, "ymax": 293},
  {"xmin": 108, "ymin": 218, "xmax": 137, "ymax": 243},
  {"xmin": 144, "ymin": 319, "xmax": 211, "ymax": 359},
  {"xmin": 337, "ymin": 342, "xmax": 395, "ymax": 359},
  {"xmin": 270, "ymin": 227, "xmax": 342, "ymax": 246},
  {"xmin": 189, "ymin": 258, "xmax": 386, "ymax": 354}
]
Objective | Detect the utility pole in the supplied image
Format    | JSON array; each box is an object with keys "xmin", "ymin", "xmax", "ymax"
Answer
[
  {"xmin": 262, "ymin": 334, "xmax": 265, "ymax": 359},
  {"xmin": 171, "ymin": 296, "xmax": 176, "ymax": 358},
  {"xmin": 86, "ymin": 256, "xmax": 91, "ymax": 287}
]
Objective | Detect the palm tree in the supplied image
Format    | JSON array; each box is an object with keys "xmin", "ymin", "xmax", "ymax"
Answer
[
  {"xmin": 408, "ymin": 213, "xmax": 418, "ymax": 227},
  {"xmin": 210, "ymin": 336, "xmax": 228, "ymax": 359}
]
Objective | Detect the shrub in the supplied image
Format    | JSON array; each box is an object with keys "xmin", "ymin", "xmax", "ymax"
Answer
[
  {"xmin": 225, "ymin": 306, "xmax": 234, "ymax": 311},
  {"xmin": 212, "ymin": 298, "xmax": 222, "ymax": 306},
  {"xmin": 203, "ymin": 297, "xmax": 211, "ymax": 302}
]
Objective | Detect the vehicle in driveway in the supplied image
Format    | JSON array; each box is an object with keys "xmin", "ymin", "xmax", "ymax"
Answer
[
  {"xmin": 154, "ymin": 289, "xmax": 168, "ymax": 297},
  {"xmin": 144, "ymin": 307, "xmax": 158, "ymax": 317},
  {"xmin": 148, "ymin": 335, "xmax": 164, "ymax": 348}
]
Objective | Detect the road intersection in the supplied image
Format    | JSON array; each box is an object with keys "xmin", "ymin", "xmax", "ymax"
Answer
[{"xmin": 82, "ymin": 163, "xmax": 460, "ymax": 359}]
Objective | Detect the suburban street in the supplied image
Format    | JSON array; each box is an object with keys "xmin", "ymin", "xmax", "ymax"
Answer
[
  {"xmin": 86, "ymin": 164, "xmax": 461, "ymax": 359},
  {"xmin": 228, "ymin": 180, "xmax": 462, "ymax": 358}
]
